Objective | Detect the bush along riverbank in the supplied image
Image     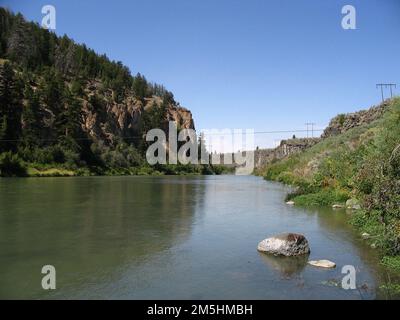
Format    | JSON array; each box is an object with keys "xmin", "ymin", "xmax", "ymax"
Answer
[
  {"xmin": 0, "ymin": 153, "xmax": 234, "ymax": 178},
  {"xmin": 262, "ymin": 98, "xmax": 400, "ymax": 291}
]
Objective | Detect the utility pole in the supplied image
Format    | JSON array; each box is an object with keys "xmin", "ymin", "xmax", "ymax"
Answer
[
  {"xmin": 305, "ymin": 123, "xmax": 316, "ymax": 138},
  {"xmin": 376, "ymin": 84, "xmax": 396, "ymax": 102}
]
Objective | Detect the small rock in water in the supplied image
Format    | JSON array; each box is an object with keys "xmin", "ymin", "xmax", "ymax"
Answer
[
  {"xmin": 360, "ymin": 283, "xmax": 369, "ymax": 290},
  {"xmin": 321, "ymin": 279, "xmax": 340, "ymax": 287},
  {"xmin": 257, "ymin": 233, "xmax": 310, "ymax": 256},
  {"xmin": 346, "ymin": 199, "xmax": 361, "ymax": 210},
  {"xmin": 286, "ymin": 201, "xmax": 295, "ymax": 206},
  {"xmin": 361, "ymin": 232, "xmax": 371, "ymax": 240},
  {"xmin": 332, "ymin": 204, "xmax": 344, "ymax": 209},
  {"xmin": 308, "ymin": 259, "xmax": 336, "ymax": 269}
]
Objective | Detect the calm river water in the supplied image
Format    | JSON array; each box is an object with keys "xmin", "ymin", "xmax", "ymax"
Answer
[{"xmin": 0, "ymin": 175, "xmax": 397, "ymax": 299}]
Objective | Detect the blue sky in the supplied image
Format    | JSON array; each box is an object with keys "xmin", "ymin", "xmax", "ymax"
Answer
[{"xmin": 2, "ymin": 0, "xmax": 400, "ymax": 148}]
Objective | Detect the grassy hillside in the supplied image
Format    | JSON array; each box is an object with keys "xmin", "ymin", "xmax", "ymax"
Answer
[{"xmin": 263, "ymin": 98, "xmax": 400, "ymax": 279}]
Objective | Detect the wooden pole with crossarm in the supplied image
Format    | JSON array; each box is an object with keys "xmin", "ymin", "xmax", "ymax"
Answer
[{"xmin": 376, "ymin": 84, "xmax": 397, "ymax": 102}]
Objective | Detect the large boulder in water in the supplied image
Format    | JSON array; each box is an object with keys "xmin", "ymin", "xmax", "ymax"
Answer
[{"xmin": 257, "ymin": 233, "xmax": 310, "ymax": 256}]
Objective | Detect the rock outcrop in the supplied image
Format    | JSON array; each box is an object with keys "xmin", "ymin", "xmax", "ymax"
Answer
[
  {"xmin": 166, "ymin": 105, "xmax": 195, "ymax": 131},
  {"xmin": 81, "ymin": 86, "xmax": 194, "ymax": 146},
  {"xmin": 254, "ymin": 138, "xmax": 320, "ymax": 170},
  {"xmin": 257, "ymin": 233, "xmax": 310, "ymax": 256},
  {"xmin": 322, "ymin": 100, "xmax": 389, "ymax": 139},
  {"xmin": 254, "ymin": 100, "xmax": 390, "ymax": 172}
]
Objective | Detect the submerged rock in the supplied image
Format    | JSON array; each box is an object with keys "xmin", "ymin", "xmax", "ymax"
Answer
[
  {"xmin": 332, "ymin": 204, "xmax": 345, "ymax": 209},
  {"xmin": 308, "ymin": 259, "xmax": 336, "ymax": 268},
  {"xmin": 257, "ymin": 233, "xmax": 310, "ymax": 256},
  {"xmin": 321, "ymin": 279, "xmax": 340, "ymax": 287}
]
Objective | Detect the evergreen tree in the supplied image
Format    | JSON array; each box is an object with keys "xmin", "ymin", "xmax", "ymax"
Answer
[
  {"xmin": 0, "ymin": 10, "xmax": 186, "ymax": 174},
  {"xmin": 0, "ymin": 62, "xmax": 22, "ymax": 152},
  {"xmin": 132, "ymin": 73, "xmax": 148, "ymax": 99},
  {"xmin": 22, "ymin": 86, "xmax": 41, "ymax": 146},
  {"xmin": 39, "ymin": 68, "xmax": 64, "ymax": 117},
  {"xmin": 58, "ymin": 87, "xmax": 83, "ymax": 141},
  {"xmin": 6, "ymin": 13, "xmax": 37, "ymax": 68}
]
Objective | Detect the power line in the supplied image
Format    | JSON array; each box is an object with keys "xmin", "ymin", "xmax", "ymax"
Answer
[
  {"xmin": 376, "ymin": 83, "xmax": 396, "ymax": 102},
  {"xmin": 201, "ymin": 129, "xmax": 324, "ymax": 136},
  {"xmin": 304, "ymin": 123, "xmax": 316, "ymax": 138},
  {"xmin": 0, "ymin": 129, "xmax": 326, "ymax": 142}
]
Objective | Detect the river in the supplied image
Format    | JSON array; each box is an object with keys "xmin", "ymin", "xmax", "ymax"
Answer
[{"xmin": 0, "ymin": 175, "xmax": 396, "ymax": 299}]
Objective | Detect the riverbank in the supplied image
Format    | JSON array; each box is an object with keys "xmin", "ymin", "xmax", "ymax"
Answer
[
  {"xmin": 0, "ymin": 156, "xmax": 234, "ymax": 178},
  {"xmin": 261, "ymin": 98, "xmax": 400, "ymax": 292}
]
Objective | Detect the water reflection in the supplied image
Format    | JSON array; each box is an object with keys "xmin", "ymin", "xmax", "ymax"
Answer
[
  {"xmin": 258, "ymin": 252, "xmax": 309, "ymax": 278},
  {"xmin": 0, "ymin": 176, "xmax": 397, "ymax": 299},
  {"xmin": 298, "ymin": 206, "xmax": 400, "ymax": 299},
  {"xmin": 0, "ymin": 176, "xmax": 204, "ymax": 299}
]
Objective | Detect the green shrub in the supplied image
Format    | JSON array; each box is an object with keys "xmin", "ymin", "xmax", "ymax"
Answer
[
  {"xmin": 290, "ymin": 188, "xmax": 350, "ymax": 207},
  {"xmin": 211, "ymin": 164, "xmax": 234, "ymax": 175},
  {"xmin": 381, "ymin": 256, "xmax": 400, "ymax": 272},
  {"xmin": 338, "ymin": 114, "xmax": 346, "ymax": 126},
  {"xmin": 0, "ymin": 152, "xmax": 27, "ymax": 177}
]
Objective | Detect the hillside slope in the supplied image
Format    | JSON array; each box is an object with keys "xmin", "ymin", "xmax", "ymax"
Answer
[
  {"xmin": 0, "ymin": 9, "xmax": 200, "ymax": 176},
  {"xmin": 263, "ymin": 98, "xmax": 400, "ymax": 277}
]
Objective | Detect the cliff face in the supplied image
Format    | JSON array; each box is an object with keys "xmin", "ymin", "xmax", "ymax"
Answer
[
  {"xmin": 28, "ymin": 77, "xmax": 195, "ymax": 147},
  {"xmin": 322, "ymin": 100, "xmax": 389, "ymax": 138},
  {"xmin": 0, "ymin": 9, "xmax": 199, "ymax": 175},
  {"xmin": 255, "ymin": 138, "xmax": 320, "ymax": 170},
  {"xmin": 166, "ymin": 105, "xmax": 195, "ymax": 131},
  {"xmin": 81, "ymin": 87, "xmax": 195, "ymax": 145},
  {"xmin": 254, "ymin": 100, "xmax": 390, "ymax": 171},
  {"xmin": 0, "ymin": 8, "xmax": 196, "ymax": 155}
]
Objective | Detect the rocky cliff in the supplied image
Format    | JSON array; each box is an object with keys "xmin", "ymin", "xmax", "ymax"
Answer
[
  {"xmin": 82, "ymin": 84, "xmax": 195, "ymax": 145},
  {"xmin": 0, "ymin": 8, "xmax": 201, "ymax": 176},
  {"xmin": 0, "ymin": 8, "xmax": 195, "ymax": 157},
  {"xmin": 254, "ymin": 138, "xmax": 321, "ymax": 171},
  {"xmin": 322, "ymin": 100, "xmax": 389, "ymax": 138},
  {"xmin": 254, "ymin": 100, "xmax": 390, "ymax": 171}
]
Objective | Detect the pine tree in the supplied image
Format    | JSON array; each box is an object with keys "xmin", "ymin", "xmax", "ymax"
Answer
[
  {"xmin": 6, "ymin": 13, "xmax": 37, "ymax": 68},
  {"xmin": 39, "ymin": 69, "xmax": 64, "ymax": 116},
  {"xmin": 64, "ymin": 92, "xmax": 83, "ymax": 140},
  {"xmin": 22, "ymin": 85, "xmax": 41, "ymax": 146},
  {"xmin": 132, "ymin": 73, "xmax": 148, "ymax": 99},
  {"xmin": 0, "ymin": 62, "xmax": 23, "ymax": 152}
]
